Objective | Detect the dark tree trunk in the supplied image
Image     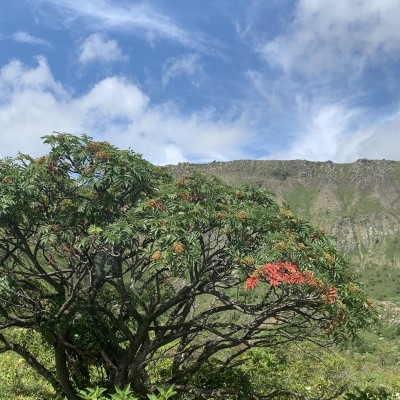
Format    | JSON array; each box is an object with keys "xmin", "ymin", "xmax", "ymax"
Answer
[{"xmin": 54, "ymin": 342, "xmax": 78, "ymax": 400}]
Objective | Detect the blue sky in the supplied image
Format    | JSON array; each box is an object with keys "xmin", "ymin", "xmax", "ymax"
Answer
[{"xmin": 1, "ymin": 0, "xmax": 400, "ymax": 164}]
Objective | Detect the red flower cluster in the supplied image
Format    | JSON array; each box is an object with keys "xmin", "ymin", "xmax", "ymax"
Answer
[
  {"xmin": 324, "ymin": 287, "xmax": 337, "ymax": 303},
  {"xmin": 244, "ymin": 262, "xmax": 337, "ymax": 303},
  {"xmin": 244, "ymin": 276, "xmax": 258, "ymax": 290},
  {"xmin": 245, "ymin": 262, "xmax": 317, "ymax": 290}
]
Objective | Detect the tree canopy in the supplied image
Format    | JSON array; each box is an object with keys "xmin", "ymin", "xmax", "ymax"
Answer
[{"xmin": 0, "ymin": 134, "xmax": 376, "ymax": 399}]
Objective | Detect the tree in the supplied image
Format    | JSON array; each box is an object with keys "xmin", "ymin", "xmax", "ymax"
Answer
[{"xmin": 0, "ymin": 134, "xmax": 375, "ymax": 399}]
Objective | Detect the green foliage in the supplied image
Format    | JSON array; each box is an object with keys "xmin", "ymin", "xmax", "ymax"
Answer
[
  {"xmin": 0, "ymin": 134, "xmax": 377, "ymax": 399},
  {"xmin": 184, "ymin": 342, "xmax": 400, "ymax": 400},
  {"xmin": 0, "ymin": 351, "xmax": 54, "ymax": 400},
  {"xmin": 78, "ymin": 386, "xmax": 108, "ymax": 400},
  {"xmin": 384, "ymin": 236, "xmax": 400, "ymax": 263},
  {"xmin": 344, "ymin": 386, "xmax": 398, "ymax": 400},
  {"xmin": 186, "ymin": 361, "xmax": 252, "ymax": 399},
  {"xmin": 77, "ymin": 385, "xmax": 176, "ymax": 400},
  {"xmin": 147, "ymin": 386, "xmax": 176, "ymax": 400},
  {"xmin": 354, "ymin": 194, "xmax": 382, "ymax": 215},
  {"xmin": 285, "ymin": 185, "xmax": 319, "ymax": 217},
  {"xmin": 0, "ymin": 328, "xmax": 54, "ymax": 399},
  {"xmin": 270, "ymin": 167, "xmax": 290, "ymax": 181},
  {"xmin": 336, "ymin": 187, "xmax": 356, "ymax": 212},
  {"xmin": 232, "ymin": 344, "xmax": 352, "ymax": 399}
]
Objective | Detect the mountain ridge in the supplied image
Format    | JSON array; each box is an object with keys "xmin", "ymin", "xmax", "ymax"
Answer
[{"xmin": 167, "ymin": 159, "xmax": 400, "ymax": 301}]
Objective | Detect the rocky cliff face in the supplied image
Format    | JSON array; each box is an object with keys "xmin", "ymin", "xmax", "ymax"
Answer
[{"xmin": 168, "ymin": 159, "xmax": 400, "ymax": 300}]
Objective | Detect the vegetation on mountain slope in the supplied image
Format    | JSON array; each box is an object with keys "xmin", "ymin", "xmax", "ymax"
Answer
[{"xmin": 168, "ymin": 159, "xmax": 400, "ymax": 302}]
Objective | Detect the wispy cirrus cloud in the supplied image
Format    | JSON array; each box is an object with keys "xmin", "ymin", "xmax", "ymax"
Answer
[
  {"xmin": 12, "ymin": 31, "xmax": 51, "ymax": 47},
  {"xmin": 78, "ymin": 33, "xmax": 126, "ymax": 65},
  {"xmin": 238, "ymin": 0, "xmax": 400, "ymax": 162},
  {"xmin": 265, "ymin": 99, "xmax": 400, "ymax": 162},
  {"xmin": 37, "ymin": 0, "xmax": 206, "ymax": 49},
  {"xmin": 260, "ymin": 0, "xmax": 400, "ymax": 76},
  {"xmin": 162, "ymin": 53, "xmax": 203, "ymax": 87}
]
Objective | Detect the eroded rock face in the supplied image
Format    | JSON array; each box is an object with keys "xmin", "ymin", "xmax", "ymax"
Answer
[{"xmin": 329, "ymin": 212, "xmax": 400, "ymax": 252}]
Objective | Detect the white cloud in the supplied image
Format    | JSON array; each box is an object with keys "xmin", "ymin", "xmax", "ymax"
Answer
[
  {"xmin": 0, "ymin": 56, "xmax": 66, "ymax": 96},
  {"xmin": 128, "ymin": 105, "xmax": 250, "ymax": 163},
  {"xmin": 268, "ymin": 103, "xmax": 360, "ymax": 161},
  {"xmin": 78, "ymin": 33, "xmax": 126, "ymax": 65},
  {"xmin": 341, "ymin": 113, "xmax": 400, "ymax": 161},
  {"xmin": 78, "ymin": 76, "xmax": 147, "ymax": 117},
  {"xmin": 260, "ymin": 0, "xmax": 400, "ymax": 76},
  {"xmin": 0, "ymin": 57, "xmax": 251, "ymax": 164},
  {"xmin": 162, "ymin": 53, "xmax": 203, "ymax": 87},
  {"xmin": 267, "ymin": 100, "xmax": 400, "ymax": 162},
  {"xmin": 12, "ymin": 31, "xmax": 51, "ymax": 47},
  {"xmin": 38, "ymin": 0, "xmax": 204, "ymax": 49}
]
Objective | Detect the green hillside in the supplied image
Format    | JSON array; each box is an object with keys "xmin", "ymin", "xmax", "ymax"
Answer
[{"xmin": 168, "ymin": 159, "xmax": 400, "ymax": 303}]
